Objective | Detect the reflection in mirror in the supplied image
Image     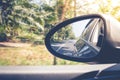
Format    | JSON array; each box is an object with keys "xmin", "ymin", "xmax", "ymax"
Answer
[{"xmin": 50, "ymin": 18, "xmax": 104, "ymax": 59}]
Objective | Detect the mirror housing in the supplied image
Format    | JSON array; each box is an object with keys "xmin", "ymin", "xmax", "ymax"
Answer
[{"xmin": 45, "ymin": 14, "xmax": 120, "ymax": 64}]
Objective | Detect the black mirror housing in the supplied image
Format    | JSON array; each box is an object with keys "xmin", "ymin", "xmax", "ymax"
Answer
[{"xmin": 45, "ymin": 14, "xmax": 120, "ymax": 64}]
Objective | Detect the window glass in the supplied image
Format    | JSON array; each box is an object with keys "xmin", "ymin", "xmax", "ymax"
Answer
[
  {"xmin": 0, "ymin": 0, "xmax": 117, "ymax": 66},
  {"xmin": 81, "ymin": 19, "xmax": 99, "ymax": 41},
  {"xmin": 90, "ymin": 19, "xmax": 104, "ymax": 48}
]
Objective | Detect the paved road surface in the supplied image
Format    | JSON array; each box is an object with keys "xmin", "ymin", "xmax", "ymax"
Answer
[
  {"xmin": 51, "ymin": 40, "xmax": 97, "ymax": 58},
  {"xmin": 0, "ymin": 42, "xmax": 31, "ymax": 47},
  {"xmin": 51, "ymin": 40, "xmax": 77, "ymax": 56}
]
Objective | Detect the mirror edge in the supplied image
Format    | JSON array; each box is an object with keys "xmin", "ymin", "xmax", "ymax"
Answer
[{"xmin": 45, "ymin": 14, "xmax": 107, "ymax": 63}]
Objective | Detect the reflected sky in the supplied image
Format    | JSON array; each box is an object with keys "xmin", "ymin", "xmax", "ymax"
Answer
[{"xmin": 72, "ymin": 19, "xmax": 91, "ymax": 38}]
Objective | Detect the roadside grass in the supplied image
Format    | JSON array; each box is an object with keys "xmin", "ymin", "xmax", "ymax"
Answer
[{"xmin": 0, "ymin": 45, "xmax": 83, "ymax": 66}]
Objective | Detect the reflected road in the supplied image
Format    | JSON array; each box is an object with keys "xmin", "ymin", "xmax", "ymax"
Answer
[
  {"xmin": 51, "ymin": 40, "xmax": 98, "ymax": 58},
  {"xmin": 51, "ymin": 40, "xmax": 77, "ymax": 56}
]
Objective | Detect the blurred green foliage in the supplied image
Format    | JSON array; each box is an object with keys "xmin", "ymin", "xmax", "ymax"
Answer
[
  {"xmin": 0, "ymin": 0, "xmax": 120, "ymax": 43},
  {"xmin": 0, "ymin": 0, "xmax": 120, "ymax": 65}
]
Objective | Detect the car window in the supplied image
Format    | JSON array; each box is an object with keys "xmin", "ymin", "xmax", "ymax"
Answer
[
  {"xmin": 0, "ymin": 0, "xmax": 120, "ymax": 66},
  {"xmin": 90, "ymin": 19, "xmax": 104, "ymax": 48},
  {"xmin": 0, "ymin": 0, "xmax": 81, "ymax": 66},
  {"xmin": 81, "ymin": 19, "xmax": 99, "ymax": 41}
]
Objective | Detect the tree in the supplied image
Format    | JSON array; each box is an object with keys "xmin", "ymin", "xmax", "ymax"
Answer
[
  {"xmin": 95, "ymin": 0, "xmax": 120, "ymax": 21},
  {"xmin": 0, "ymin": 0, "xmax": 15, "ymax": 41},
  {"xmin": 0, "ymin": 0, "xmax": 14, "ymax": 26},
  {"xmin": 0, "ymin": 0, "xmax": 45, "ymax": 39}
]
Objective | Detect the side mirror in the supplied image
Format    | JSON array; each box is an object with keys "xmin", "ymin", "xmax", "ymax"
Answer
[{"xmin": 45, "ymin": 14, "xmax": 120, "ymax": 64}]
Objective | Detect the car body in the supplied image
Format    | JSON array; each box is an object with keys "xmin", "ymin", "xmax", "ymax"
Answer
[
  {"xmin": 44, "ymin": 14, "xmax": 120, "ymax": 80},
  {"xmin": 45, "ymin": 14, "xmax": 120, "ymax": 63}
]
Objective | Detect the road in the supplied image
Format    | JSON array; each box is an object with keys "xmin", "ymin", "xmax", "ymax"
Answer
[
  {"xmin": 0, "ymin": 42, "xmax": 31, "ymax": 47},
  {"xmin": 51, "ymin": 40, "xmax": 77, "ymax": 56},
  {"xmin": 51, "ymin": 40, "xmax": 97, "ymax": 58}
]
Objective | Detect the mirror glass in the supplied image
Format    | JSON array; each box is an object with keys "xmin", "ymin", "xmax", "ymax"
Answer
[{"xmin": 50, "ymin": 18, "xmax": 104, "ymax": 58}]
